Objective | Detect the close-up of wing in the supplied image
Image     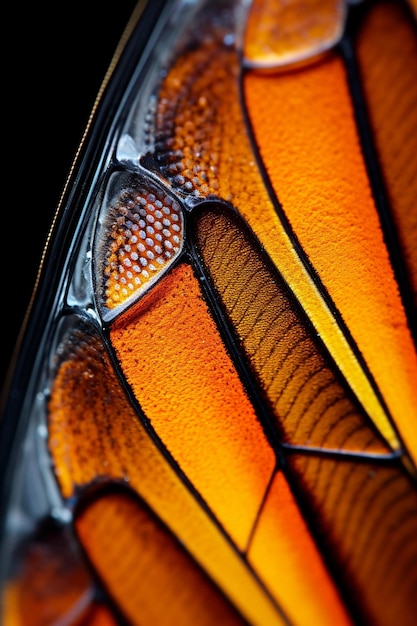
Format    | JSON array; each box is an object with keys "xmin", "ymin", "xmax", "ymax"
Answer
[{"xmin": 1, "ymin": 1, "xmax": 416, "ymax": 625}]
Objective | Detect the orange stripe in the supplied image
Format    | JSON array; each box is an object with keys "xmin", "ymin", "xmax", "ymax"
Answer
[
  {"xmin": 288, "ymin": 454, "xmax": 417, "ymax": 626},
  {"xmin": 194, "ymin": 206, "xmax": 390, "ymax": 455},
  {"xmin": 149, "ymin": 31, "xmax": 400, "ymax": 452},
  {"xmin": 244, "ymin": 55, "xmax": 417, "ymax": 465},
  {"xmin": 48, "ymin": 321, "xmax": 286, "ymax": 626},
  {"xmin": 248, "ymin": 471, "xmax": 352, "ymax": 626},
  {"xmin": 110, "ymin": 263, "xmax": 275, "ymax": 549},
  {"xmin": 356, "ymin": 0, "xmax": 417, "ymax": 309},
  {"xmin": 75, "ymin": 490, "xmax": 247, "ymax": 626}
]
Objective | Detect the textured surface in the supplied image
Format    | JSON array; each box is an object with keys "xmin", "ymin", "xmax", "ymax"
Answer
[
  {"xmin": 244, "ymin": 54, "xmax": 417, "ymax": 464},
  {"xmin": 110, "ymin": 263, "xmax": 275, "ymax": 549},
  {"xmin": 1, "ymin": 524, "xmax": 112, "ymax": 626},
  {"xmin": 148, "ymin": 27, "xmax": 397, "ymax": 446},
  {"xmin": 75, "ymin": 490, "xmax": 247, "ymax": 626},
  {"xmin": 195, "ymin": 207, "xmax": 390, "ymax": 454},
  {"xmin": 356, "ymin": 0, "xmax": 417, "ymax": 309},
  {"xmin": 248, "ymin": 472, "xmax": 351, "ymax": 626},
  {"xmin": 94, "ymin": 177, "xmax": 184, "ymax": 319},
  {"xmin": 48, "ymin": 322, "xmax": 284, "ymax": 626},
  {"xmin": 288, "ymin": 454, "xmax": 417, "ymax": 626}
]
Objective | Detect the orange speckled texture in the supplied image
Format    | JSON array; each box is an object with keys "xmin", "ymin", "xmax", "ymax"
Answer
[
  {"xmin": 356, "ymin": 0, "xmax": 417, "ymax": 308},
  {"xmin": 194, "ymin": 207, "xmax": 391, "ymax": 455},
  {"xmin": 149, "ymin": 26, "xmax": 400, "ymax": 454},
  {"xmin": 244, "ymin": 55, "xmax": 417, "ymax": 465},
  {"xmin": 244, "ymin": 0, "xmax": 345, "ymax": 68},
  {"xmin": 110, "ymin": 263, "xmax": 275, "ymax": 549},
  {"xmin": 75, "ymin": 490, "xmax": 247, "ymax": 626},
  {"xmin": 47, "ymin": 321, "xmax": 287, "ymax": 626},
  {"xmin": 248, "ymin": 472, "xmax": 352, "ymax": 626}
]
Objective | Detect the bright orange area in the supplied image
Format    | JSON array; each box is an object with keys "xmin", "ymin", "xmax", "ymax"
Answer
[
  {"xmin": 356, "ymin": 0, "xmax": 417, "ymax": 309},
  {"xmin": 76, "ymin": 490, "xmax": 246, "ymax": 626},
  {"xmin": 289, "ymin": 454, "xmax": 417, "ymax": 626},
  {"xmin": 244, "ymin": 56, "xmax": 417, "ymax": 466},
  {"xmin": 151, "ymin": 32, "xmax": 400, "ymax": 455},
  {"xmin": 248, "ymin": 471, "xmax": 352, "ymax": 626},
  {"xmin": 48, "ymin": 322, "xmax": 285, "ymax": 626},
  {"xmin": 195, "ymin": 207, "xmax": 390, "ymax": 454},
  {"xmin": 110, "ymin": 263, "xmax": 275, "ymax": 549},
  {"xmin": 244, "ymin": 0, "xmax": 345, "ymax": 69}
]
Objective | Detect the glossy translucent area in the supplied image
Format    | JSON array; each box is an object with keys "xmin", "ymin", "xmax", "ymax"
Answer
[
  {"xmin": 94, "ymin": 173, "xmax": 184, "ymax": 321},
  {"xmin": 244, "ymin": 0, "xmax": 346, "ymax": 69}
]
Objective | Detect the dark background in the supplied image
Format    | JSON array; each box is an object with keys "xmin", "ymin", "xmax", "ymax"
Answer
[{"xmin": 2, "ymin": 1, "xmax": 138, "ymax": 390}]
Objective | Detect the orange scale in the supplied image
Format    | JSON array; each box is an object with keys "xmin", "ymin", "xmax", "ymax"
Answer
[
  {"xmin": 248, "ymin": 471, "xmax": 352, "ymax": 626},
  {"xmin": 110, "ymin": 262, "xmax": 275, "ymax": 550},
  {"xmin": 75, "ymin": 489, "xmax": 248, "ymax": 626},
  {"xmin": 244, "ymin": 54, "xmax": 417, "ymax": 467},
  {"xmin": 355, "ymin": 0, "xmax": 417, "ymax": 310}
]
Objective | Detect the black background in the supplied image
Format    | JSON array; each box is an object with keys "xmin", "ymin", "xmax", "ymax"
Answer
[{"xmin": 2, "ymin": 1, "xmax": 138, "ymax": 390}]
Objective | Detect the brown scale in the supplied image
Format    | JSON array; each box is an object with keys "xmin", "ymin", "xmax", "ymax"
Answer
[
  {"xmin": 287, "ymin": 454, "xmax": 417, "ymax": 626},
  {"xmin": 150, "ymin": 33, "xmax": 263, "ymax": 205},
  {"xmin": 194, "ymin": 206, "xmax": 390, "ymax": 454},
  {"xmin": 46, "ymin": 322, "xmax": 283, "ymax": 626},
  {"xmin": 1, "ymin": 522, "xmax": 116, "ymax": 625},
  {"xmin": 96, "ymin": 180, "xmax": 184, "ymax": 315}
]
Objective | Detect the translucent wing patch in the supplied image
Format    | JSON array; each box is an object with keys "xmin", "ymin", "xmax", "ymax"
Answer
[
  {"xmin": 243, "ymin": 0, "xmax": 346, "ymax": 69},
  {"xmin": 94, "ymin": 173, "xmax": 184, "ymax": 321}
]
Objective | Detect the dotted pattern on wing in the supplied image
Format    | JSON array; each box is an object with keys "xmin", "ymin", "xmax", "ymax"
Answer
[
  {"xmin": 95, "ymin": 180, "xmax": 184, "ymax": 318},
  {"xmin": 150, "ymin": 35, "xmax": 256, "ymax": 203},
  {"xmin": 143, "ymin": 22, "xmax": 401, "ymax": 452},
  {"xmin": 47, "ymin": 321, "xmax": 287, "ymax": 626},
  {"xmin": 110, "ymin": 263, "xmax": 275, "ymax": 551}
]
